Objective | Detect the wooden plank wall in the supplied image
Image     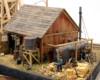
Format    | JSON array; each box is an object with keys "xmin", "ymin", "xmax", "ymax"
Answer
[{"xmin": 41, "ymin": 12, "xmax": 78, "ymax": 62}]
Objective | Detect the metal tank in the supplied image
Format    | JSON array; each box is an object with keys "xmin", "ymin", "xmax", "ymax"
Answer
[
  {"xmin": 53, "ymin": 42, "xmax": 86, "ymax": 63},
  {"xmin": 24, "ymin": 37, "xmax": 37, "ymax": 50}
]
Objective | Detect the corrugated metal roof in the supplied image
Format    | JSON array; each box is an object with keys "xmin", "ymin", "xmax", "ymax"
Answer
[{"xmin": 3, "ymin": 5, "xmax": 78, "ymax": 38}]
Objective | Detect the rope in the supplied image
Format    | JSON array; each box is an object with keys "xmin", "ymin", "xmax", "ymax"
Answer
[
  {"xmin": 82, "ymin": 16, "xmax": 89, "ymax": 39},
  {"xmin": 82, "ymin": 16, "xmax": 90, "ymax": 48},
  {"xmin": 82, "ymin": 17, "xmax": 87, "ymax": 39}
]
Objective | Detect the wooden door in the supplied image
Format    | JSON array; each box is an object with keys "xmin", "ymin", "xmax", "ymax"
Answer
[{"xmin": 0, "ymin": 34, "xmax": 9, "ymax": 54}]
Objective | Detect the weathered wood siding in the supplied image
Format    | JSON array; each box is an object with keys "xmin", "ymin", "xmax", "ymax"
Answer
[{"xmin": 41, "ymin": 12, "xmax": 78, "ymax": 62}]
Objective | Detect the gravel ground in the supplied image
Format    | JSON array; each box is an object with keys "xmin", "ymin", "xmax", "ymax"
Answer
[{"xmin": 0, "ymin": 49, "xmax": 100, "ymax": 80}]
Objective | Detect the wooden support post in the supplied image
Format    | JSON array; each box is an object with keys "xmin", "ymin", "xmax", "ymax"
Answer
[
  {"xmin": 38, "ymin": 49, "xmax": 40, "ymax": 62},
  {"xmin": 91, "ymin": 40, "xmax": 93, "ymax": 52},
  {"xmin": 46, "ymin": 0, "xmax": 48, "ymax": 7},
  {"xmin": 18, "ymin": 0, "xmax": 22, "ymax": 8},
  {"xmin": 15, "ymin": 0, "xmax": 17, "ymax": 14},
  {"xmin": 75, "ymin": 43, "xmax": 77, "ymax": 62},
  {"xmin": 1, "ymin": 0, "xmax": 3, "ymax": 33},
  {"xmin": 4, "ymin": 0, "xmax": 11, "ymax": 19},
  {"xmin": 29, "ymin": 52, "xmax": 32, "ymax": 66},
  {"xmin": 40, "ymin": 38, "xmax": 43, "ymax": 62},
  {"xmin": 15, "ymin": 37, "xmax": 16, "ymax": 59},
  {"xmin": 57, "ymin": 47, "xmax": 59, "ymax": 59}
]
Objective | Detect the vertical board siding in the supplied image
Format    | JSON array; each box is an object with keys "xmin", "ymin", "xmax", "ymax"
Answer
[{"xmin": 41, "ymin": 12, "xmax": 78, "ymax": 62}]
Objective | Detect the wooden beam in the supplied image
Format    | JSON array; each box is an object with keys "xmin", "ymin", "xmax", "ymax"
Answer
[
  {"xmin": 15, "ymin": 0, "xmax": 17, "ymax": 14},
  {"xmin": 10, "ymin": 10, "xmax": 14, "ymax": 16},
  {"xmin": 38, "ymin": 49, "xmax": 40, "ymax": 62},
  {"xmin": 71, "ymin": 44, "xmax": 75, "ymax": 50},
  {"xmin": 0, "ymin": 14, "xmax": 1, "ymax": 17},
  {"xmin": 18, "ymin": 0, "xmax": 22, "ymax": 8},
  {"xmin": 3, "ymin": 19, "xmax": 9, "ymax": 24},
  {"xmin": 75, "ymin": 43, "xmax": 77, "ymax": 61},
  {"xmin": 57, "ymin": 47, "xmax": 60, "ymax": 59},
  {"xmin": 46, "ymin": 0, "xmax": 48, "ymax": 7},
  {"xmin": 9, "ymin": 2, "xmax": 16, "ymax": 10},
  {"xmin": 59, "ymin": 46, "xmax": 65, "ymax": 54},
  {"xmin": 29, "ymin": 52, "xmax": 32, "ymax": 66},
  {"xmin": 4, "ymin": 0, "xmax": 11, "ymax": 19},
  {"xmin": 1, "ymin": 0, "xmax": 3, "ymax": 33},
  {"xmin": 23, "ymin": 54, "xmax": 31, "ymax": 65},
  {"xmin": 31, "ymin": 53, "xmax": 40, "ymax": 63},
  {"xmin": 77, "ymin": 42, "xmax": 82, "ymax": 49},
  {"xmin": 44, "ymin": 31, "xmax": 78, "ymax": 37},
  {"xmin": 2, "ymin": 0, "xmax": 4, "ymax": 16},
  {"xmin": 45, "ymin": 39, "xmax": 93, "ymax": 47},
  {"xmin": 7, "ymin": 0, "xmax": 16, "ymax": 2}
]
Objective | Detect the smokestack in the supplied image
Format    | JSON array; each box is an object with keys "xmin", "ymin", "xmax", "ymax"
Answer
[
  {"xmin": 79, "ymin": 7, "xmax": 82, "ymax": 40},
  {"xmin": 46, "ymin": 0, "xmax": 48, "ymax": 7}
]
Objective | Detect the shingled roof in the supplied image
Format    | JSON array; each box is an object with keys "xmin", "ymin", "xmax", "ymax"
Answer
[{"xmin": 4, "ymin": 5, "xmax": 78, "ymax": 38}]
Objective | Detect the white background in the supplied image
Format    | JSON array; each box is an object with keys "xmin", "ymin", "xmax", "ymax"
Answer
[{"xmin": 21, "ymin": 0, "xmax": 100, "ymax": 43}]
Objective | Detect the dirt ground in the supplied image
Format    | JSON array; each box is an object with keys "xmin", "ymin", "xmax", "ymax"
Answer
[{"xmin": 0, "ymin": 49, "xmax": 100, "ymax": 80}]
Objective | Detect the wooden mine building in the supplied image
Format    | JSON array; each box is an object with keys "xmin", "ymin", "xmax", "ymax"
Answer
[{"xmin": 3, "ymin": 5, "xmax": 79, "ymax": 63}]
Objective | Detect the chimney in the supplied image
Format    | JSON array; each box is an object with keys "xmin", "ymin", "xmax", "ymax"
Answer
[
  {"xmin": 79, "ymin": 7, "xmax": 82, "ymax": 40},
  {"xmin": 46, "ymin": 0, "xmax": 48, "ymax": 7}
]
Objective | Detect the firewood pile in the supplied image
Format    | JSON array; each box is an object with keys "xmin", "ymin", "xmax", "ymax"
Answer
[{"xmin": 32, "ymin": 62, "xmax": 90, "ymax": 80}]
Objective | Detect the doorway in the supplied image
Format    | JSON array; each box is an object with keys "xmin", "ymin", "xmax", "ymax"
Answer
[{"xmin": 9, "ymin": 33, "xmax": 22, "ymax": 55}]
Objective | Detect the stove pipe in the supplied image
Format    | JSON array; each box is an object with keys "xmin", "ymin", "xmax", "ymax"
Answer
[{"xmin": 79, "ymin": 7, "xmax": 82, "ymax": 40}]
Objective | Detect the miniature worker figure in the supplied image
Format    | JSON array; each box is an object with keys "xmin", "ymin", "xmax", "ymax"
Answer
[{"xmin": 57, "ymin": 56, "xmax": 63, "ymax": 72}]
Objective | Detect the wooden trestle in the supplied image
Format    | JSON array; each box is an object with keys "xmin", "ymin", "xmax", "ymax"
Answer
[{"xmin": 0, "ymin": 0, "xmax": 22, "ymax": 33}]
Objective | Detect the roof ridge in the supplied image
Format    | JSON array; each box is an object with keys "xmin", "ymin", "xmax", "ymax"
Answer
[{"xmin": 22, "ymin": 4, "xmax": 64, "ymax": 9}]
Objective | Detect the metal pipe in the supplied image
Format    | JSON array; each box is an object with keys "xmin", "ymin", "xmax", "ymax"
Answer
[{"xmin": 79, "ymin": 7, "xmax": 82, "ymax": 40}]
